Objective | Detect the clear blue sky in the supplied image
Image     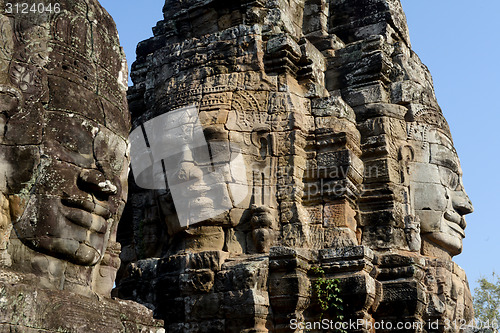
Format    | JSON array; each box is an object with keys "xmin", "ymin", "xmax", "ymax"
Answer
[{"xmin": 99, "ymin": 0, "xmax": 500, "ymax": 294}]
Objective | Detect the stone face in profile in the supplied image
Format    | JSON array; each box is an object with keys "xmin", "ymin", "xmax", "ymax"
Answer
[
  {"xmin": 119, "ymin": 0, "xmax": 474, "ymax": 330},
  {"xmin": 407, "ymin": 111, "xmax": 473, "ymax": 258}
]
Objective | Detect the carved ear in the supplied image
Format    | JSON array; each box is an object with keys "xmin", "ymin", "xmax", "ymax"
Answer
[
  {"xmin": 398, "ymin": 145, "xmax": 414, "ymax": 163},
  {"xmin": 251, "ymin": 126, "xmax": 270, "ymax": 146},
  {"xmin": 398, "ymin": 145, "xmax": 414, "ymax": 185}
]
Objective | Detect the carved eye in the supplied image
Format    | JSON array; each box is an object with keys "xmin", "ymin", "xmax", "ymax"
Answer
[
  {"xmin": 43, "ymin": 112, "xmax": 94, "ymax": 168},
  {"xmin": 94, "ymin": 128, "xmax": 128, "ymax": 176},
  {"xmin": 438, "ymin": 166, "xmax": 459, "ymax": 191}
]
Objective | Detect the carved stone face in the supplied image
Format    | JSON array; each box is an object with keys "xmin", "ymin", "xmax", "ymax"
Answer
[
  {"xmin": 410, "ymin": 126, "xmax": 473, "ymax": 257},
  {"xmin": 13, "ymin": 111, "xmax": 128, "ymax": 266},
  {"xmin": 1, "ymin": 2, "xmax": 129, "ymax": 268}
]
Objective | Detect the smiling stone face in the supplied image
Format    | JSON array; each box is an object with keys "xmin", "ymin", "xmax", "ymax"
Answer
[
  {"xmin": 13, "ymin": 110, "xmax": 128, "ymax": 266},
  {"xmin": 0, "ymin": 0, "xmax": 129, "ymax": 294},
  {"xmin": 408, "ymin": 112, "xmax": 473, "ymax": 258}
]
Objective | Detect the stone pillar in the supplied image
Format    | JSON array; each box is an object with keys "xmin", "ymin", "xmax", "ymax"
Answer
[{"xmin": 269, "ymin": 247, "xmax": 312, "ymax": 332}]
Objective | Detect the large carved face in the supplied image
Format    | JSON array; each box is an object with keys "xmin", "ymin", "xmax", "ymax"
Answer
[
  {"xmin": 409, "ymin": 116, "xmax": 473, "ymax": 257},
  {"xmin": 1, "ymin": 1, "xmax": 129, "ymax": 266},
  {"xmin": 12, "ymin": 111, "xmax": 129, "ymax": 266},
  {"xmin": 131, "ymin": 106, "xmax": 237, "ymax": 231}
]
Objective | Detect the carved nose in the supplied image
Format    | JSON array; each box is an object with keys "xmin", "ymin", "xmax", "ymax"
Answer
[
  {"xmin": 79, "ymin": 169, "xmax": 118, "ymax": 195},
  {"xmin": 451, "ymin": 190, "xmax": 473, "ymax": 216}
]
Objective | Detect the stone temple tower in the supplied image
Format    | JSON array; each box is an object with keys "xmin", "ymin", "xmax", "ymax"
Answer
[{"xmin": 116, "ymin": 0, "xmax": 474, "ymax": 331}]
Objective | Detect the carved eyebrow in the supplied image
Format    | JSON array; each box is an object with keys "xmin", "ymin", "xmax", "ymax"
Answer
[
  {"xmin": 429, "ymin": 141, "xmax": 460, "ymax": 173},
  {"xmin": 438, "ymin": 158, "xmax": 459, "ymax": 173}
]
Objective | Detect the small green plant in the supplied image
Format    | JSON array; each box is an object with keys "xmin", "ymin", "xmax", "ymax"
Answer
[{"xmin": 311, "ymin": 266, "xmax": 345, "ymax": 331}]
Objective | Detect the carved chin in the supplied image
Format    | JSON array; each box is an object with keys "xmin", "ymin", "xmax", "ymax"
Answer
[
  {"xmin": 13, "ymin": 195, "xmax": 108, "ymax": 266},
  {"xmin": 419, "ymin": 213, "xmax": 465, "ymax": 256},
  {"xmin": 424, "ymin": 230, "xmax": 463, "ymax": 256},
  {"xmin": 35, "ymin": 237, "xmax": 102, "ymax": 266},
  {"xmin": 73, "ymin": 242, "xmax": 102, "ymax": 265}
]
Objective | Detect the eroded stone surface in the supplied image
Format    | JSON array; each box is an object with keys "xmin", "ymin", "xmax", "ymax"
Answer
[
  {"xmin": 0, "ymin": 0, "xmax": 161, "ymax": 331},
  {"xmin": 117, "ymin": 0, "xmax": 474, "ymax": 331}
]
